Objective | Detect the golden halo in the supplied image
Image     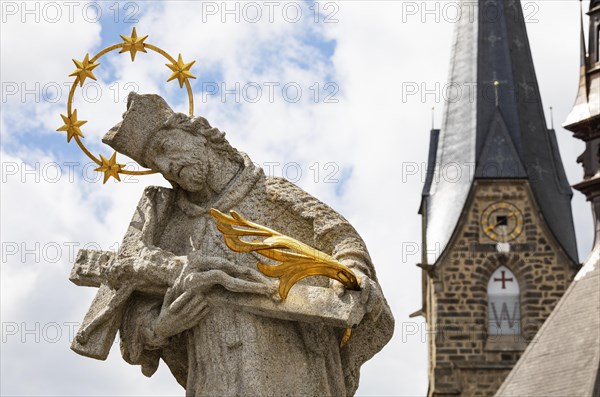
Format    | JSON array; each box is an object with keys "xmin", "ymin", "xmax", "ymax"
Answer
[{"xmin": 57, "ymin": 27, "xmax": 196, "ymax": 183}]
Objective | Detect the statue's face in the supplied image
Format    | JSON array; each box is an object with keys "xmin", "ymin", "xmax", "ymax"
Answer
[
  {"xmin": 145, "ymin": 128, "xmax": 210, "ymax": 192},
  {"xmin": 102, "ymin": 93, "xmax": 217, "ymax": 193}
]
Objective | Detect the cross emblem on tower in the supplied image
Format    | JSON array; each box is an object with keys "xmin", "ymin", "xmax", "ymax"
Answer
[
  {"xmin": 494, "ymin": 270, "xmax": 514, "ymax": 289},
  {"xmin": 487, "ymin": 32, "xmax": 501, "ymax": 47}
]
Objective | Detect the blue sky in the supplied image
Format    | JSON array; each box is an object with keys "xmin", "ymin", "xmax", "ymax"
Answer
[{"xmin": 1, "ymin": 1, "xmax": 593, "ymax": 396}]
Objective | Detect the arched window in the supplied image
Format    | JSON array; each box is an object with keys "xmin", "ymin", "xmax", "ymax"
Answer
[{"xmin": 487, "ymin": 266, "xmax": 520, "ymax": 337}]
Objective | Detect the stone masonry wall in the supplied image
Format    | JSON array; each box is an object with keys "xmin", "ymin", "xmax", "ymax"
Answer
[{"xmin": 426, "ymin": 180, "xmax": 578, "ymax": 397}]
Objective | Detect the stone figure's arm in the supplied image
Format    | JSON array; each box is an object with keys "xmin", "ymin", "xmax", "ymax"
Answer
[
  {"xmin": 321, "ymin": 220, "xmax": 384, "ymax": 319},
  {"xmin": 117, "ymin": 187, "xmax": 277, "ymax": 345},
  {"xmin": 69, "ymin": 187, "xmax": 185, "ymax": 360},
  {"xmin": 107, "ymin": 186, "xmax": 185, "ymax": 291},
  {"xmin": 272, "ymin": 180, "xmax": 394, "ymax": 390},
  {"xmin": 110, "ymin": 187, "xmax": 192, "ymax": 374},
  {"xmin": 150, "ymin": 254, "xmax": 277, "ymax": 339},
  {"xmin": 267, "ymin": 178, "xmax": 386, "ymax": 319}
]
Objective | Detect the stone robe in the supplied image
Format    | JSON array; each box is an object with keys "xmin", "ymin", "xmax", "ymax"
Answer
[{"xmin": 117, "ymin": 155, "xmax": 394, "ymax": 396}]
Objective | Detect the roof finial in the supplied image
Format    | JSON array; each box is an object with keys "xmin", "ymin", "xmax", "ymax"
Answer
[
  {"xmin": 549, "ymin": 106, "xmax": 555, "ymax": 130},
  {"xmin": 431, "ymin": 106, "xmax": 435, "ymax": 130},
  {"xmin": 493, "ymin": 80, "xmax": 500, "ymax": 107}
]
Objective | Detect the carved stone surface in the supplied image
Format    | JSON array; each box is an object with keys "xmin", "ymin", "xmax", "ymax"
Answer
[{"xmin": 71, "ymin": 92, "xmax": 394, "ymax": 396}]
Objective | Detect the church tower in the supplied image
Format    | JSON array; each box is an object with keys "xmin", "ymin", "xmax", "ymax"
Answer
[
  {"xmin": 494, "ymin": 2, "xmax": 600, "ymax": 395},
  {"xmin": 416, "ymin": 1, "xmax": 581, "ymax": 395}
]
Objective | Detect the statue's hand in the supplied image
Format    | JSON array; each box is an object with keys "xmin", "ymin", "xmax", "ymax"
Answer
[
  {"xmin": 153, "ymin": 287, "xmax": 210, "ymax": 339},
  {"xmin": 151, "ymin": 259, "xmax": 210, "ymax": 339},
  {"xmin": 183, "ymin": 256, "xmax": 278, "ymax": 298},
  {"xmin": 153, "ymin": 256, "xmax": 278, "ymax": 338},
  {"xmin": 330, "ymin": 266, "xmax": 382, "ymax": 319},
  {"xmin": 359, "ymin": 276, "xmax": 383, "ymax": 319},
  {"xmin": 186, "ymin": 254, "xmax": 278, "ymax": 297}
]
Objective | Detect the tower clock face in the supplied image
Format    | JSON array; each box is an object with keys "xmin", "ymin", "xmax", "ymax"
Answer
[{"xmin": 481, "ymin": 202, "xmax": 524, "ymax": 242}]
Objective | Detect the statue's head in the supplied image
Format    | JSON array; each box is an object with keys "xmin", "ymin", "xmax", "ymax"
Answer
[{"xmin": 103, "ymin": 92, "xmax": 244, "ymax": 192}]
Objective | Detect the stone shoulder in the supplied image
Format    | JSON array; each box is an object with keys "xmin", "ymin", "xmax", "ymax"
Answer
[{"xmin": 264, "ymin": 176, "xmax": 351, "ymax": 230}]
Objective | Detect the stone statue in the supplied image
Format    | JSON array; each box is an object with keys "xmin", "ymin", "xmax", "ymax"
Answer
[{"xmin": 70, "ymin": 92, "xmax": 394, "ymax": 396}]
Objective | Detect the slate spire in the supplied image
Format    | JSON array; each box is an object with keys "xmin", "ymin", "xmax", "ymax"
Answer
[{"xmin": 422, "ymin": 0, "xmax": 578, "ymax": 263}]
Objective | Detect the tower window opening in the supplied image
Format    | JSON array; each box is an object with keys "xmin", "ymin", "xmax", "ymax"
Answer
[{"xmin": 488, "ymin": 266, "xmax": 521, "ymax": 338}]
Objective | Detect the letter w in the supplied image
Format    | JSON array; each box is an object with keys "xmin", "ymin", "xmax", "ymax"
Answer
[{"xmin": 491, "ymin": 302, "xmax": 519, "ymax": 328}]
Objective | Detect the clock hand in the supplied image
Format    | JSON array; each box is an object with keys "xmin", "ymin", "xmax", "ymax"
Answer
[
  {"xmin": 485, "ymin": 218, "xmax": 506, "ymax": 233},
  {"xmin": 484, "ymin": 211, "xmax": 519, "ymax": 234},
  {"xmin": 484, "ymin": 224, "xmax": 496, "ymax": 233}
]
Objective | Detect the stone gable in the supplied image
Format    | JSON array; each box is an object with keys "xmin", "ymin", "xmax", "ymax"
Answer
[{"xmin": 425, "ymin": 180, "xmax": 577, "ymax": 396}]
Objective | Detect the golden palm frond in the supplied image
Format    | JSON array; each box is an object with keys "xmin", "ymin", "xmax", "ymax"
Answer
[{"xmin": 209, "ymin": 208, "xmax": 361, "ymax": 300}]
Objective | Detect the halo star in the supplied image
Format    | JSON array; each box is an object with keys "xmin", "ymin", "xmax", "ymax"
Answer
[
  {"xmin": 69, "ymin": 54, "xmax": 100, "ymax": 87},
  {"xmin": 95, "ymin": 152, "xmax": 125, "ymax": 183},
  {"xmin": 119, "ymin": 27, "xmax": 148, "ymax": 61},
  {"xmin": 166, "ymin": 54, "xmax": 196, "ymax": 88},
  {"xmin": 57, "ymin": 109, "xmax": 87, "ymax": 142}
]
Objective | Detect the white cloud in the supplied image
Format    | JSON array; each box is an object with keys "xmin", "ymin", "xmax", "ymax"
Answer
[{"xmin": 1, "ymin": 0, "xmax": 102, "ymax": 143}]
